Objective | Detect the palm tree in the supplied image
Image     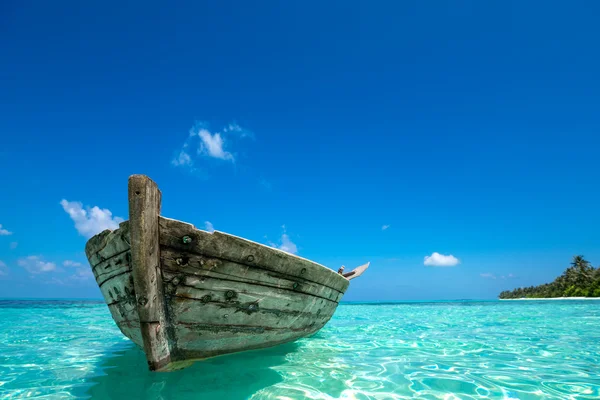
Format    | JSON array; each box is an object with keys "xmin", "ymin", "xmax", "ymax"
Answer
[
  {"xmin": 571, "ymin": 255, "xmax": 591, "ymax": 269},
  {"xmin": 570, "ymin": 255, "xmax": 593, "ymax": 287}
]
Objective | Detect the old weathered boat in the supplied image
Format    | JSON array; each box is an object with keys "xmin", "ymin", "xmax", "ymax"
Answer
[{"xmin": 85, "ymin": 175, "xmax": 369, "ymax": 372}]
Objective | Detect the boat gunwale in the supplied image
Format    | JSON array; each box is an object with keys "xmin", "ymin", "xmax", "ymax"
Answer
[
  {"xmin": 160, "ymin": 216, "xmax": 344, "ymax": 282},
  {"xmin": 86, "ymin": 217, "xmax": 349, "ymax": 294}
]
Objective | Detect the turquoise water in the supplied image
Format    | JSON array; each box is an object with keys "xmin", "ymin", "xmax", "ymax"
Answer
[{"xmin": 1, "ymin": 300, "xmax": 599, "ymax": 399}]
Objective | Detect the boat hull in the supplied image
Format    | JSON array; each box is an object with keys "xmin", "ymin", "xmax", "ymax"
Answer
[{"xmin": 86, "ymin": 207, "xmax": 349, "ymax": 371}]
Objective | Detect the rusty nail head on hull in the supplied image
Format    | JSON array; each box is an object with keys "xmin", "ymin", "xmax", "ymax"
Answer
[
  {"xmin": 225, "ymin": 290, "xmax": 235, "ymax": 299},
  {"xmin": 182, "ymin": 236, "xmax": 192, "ymax": 244},
  {"xmin": 172, "ymin": 277, "xmax": 180, "ymax": 285},
  {"xmin": 201, "ymin": 295, "xmax": 211, "ymax": 303},
  {"xmin": 247, "ymin": 255, "xmax": 255, "ymax": 262},
  {"xmin": 300, "ymin": 268, "xmax": 307, "ymax": 275},
  {"xmin": 138, "ymin": 296, "xmax": 148, "ymax": 306}
]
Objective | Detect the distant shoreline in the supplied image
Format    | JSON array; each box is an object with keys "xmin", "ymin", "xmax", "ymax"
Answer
[{"xmin": 500, "ymin": 297, "xmax": 600, "ymax": 301}]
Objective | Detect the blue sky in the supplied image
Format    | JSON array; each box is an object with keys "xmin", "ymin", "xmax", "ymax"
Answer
[{"xmin": 1, "ymin": 1, "xmax": 599, "ymax": 300}]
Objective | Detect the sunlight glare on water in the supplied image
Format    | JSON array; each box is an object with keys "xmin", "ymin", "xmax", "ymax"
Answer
[{"xmin": 1, "ymin": 300, "xmax": 599, "ymax": 399}]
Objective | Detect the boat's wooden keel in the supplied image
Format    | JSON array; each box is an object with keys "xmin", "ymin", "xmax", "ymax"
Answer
[{"xmin": 128, "ymin": 175, "xmax": 173, "ymax": 371}]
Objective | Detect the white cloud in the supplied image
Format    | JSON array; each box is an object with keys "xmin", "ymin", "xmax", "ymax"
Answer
[
  {"xmin": 0, "ymin": 224, "xmax": 12, "ymax": 236},
  {"xmin": 197, "ymin": 129, "xmax": 234, "ymax": 161},
  {"xmin": 171, "ymin": 149, "xmax": 193, "ymax": 167},
  {"xmin": 424, "ymin": 252, "xmax": 460, "ymax": 267},
  {"xmin": 10, "ymin": 242, "xmax": 18, "ymax": 250},
  {"xmin": 60, "ymin": 199, "xmax": 124, "ymax": 239},
  {"xmin": 63, "ymin": 260, "xmax": 83, "ymax": 268},
  {"xmin": 0, "ymin": 260, "xmax": 8, "ymax": 276},
  {"xmin": 172, "ymin": 122, "xmax": 252, "ymax": 171},
  {"xmin": 481, "ymin": 272, "xmax": 515, "ymax": 280},
  {"xmin": 18, "ymin": 256, "xmax": 56, "ymax": 274},
  {"xmin": 224, "ymin": 123, "xmax": 242, "ymax": 133},
  {"xmin": 224, "ymin": 122, "xmax": 254, "ymax": 139},
  {"xmin": 45, "ymin": 262, "xmax": 94, "ymax": 285},
  {"xmin": 204, "ymin": 221, "xmax": 215, "ymax": 233},
  {"xmin": 382, "ymin": 225, "xmax": 390, "ymax": 231},
  {"xmin": 43, "ymin": 277, "xmax": 66, "ymax": 285},
  {"xmin": 269, "ymin": 226, "xmax": 298, "ymax": 255},
  {"xmin": 279, "ymin": 233, "xmax": 298, "ymax": 254},
  {"xmin": 70, "ymin": 268, "xmax": 93, "ymax": 281}
]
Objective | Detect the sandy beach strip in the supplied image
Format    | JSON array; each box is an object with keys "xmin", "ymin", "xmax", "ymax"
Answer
[{"xmin": 499, "ymin": 297, "xmax": 600, "ymax": 301}]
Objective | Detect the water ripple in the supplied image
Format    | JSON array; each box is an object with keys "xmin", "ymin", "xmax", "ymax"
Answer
[{"xmin": 0, "ymin": 300, "xmax": 599, "ymax": 399}]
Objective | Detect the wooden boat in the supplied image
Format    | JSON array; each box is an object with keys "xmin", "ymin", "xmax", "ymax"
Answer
[{"xmin": 85, "ymin": 175, "xmax": 369, "ymax": 372}]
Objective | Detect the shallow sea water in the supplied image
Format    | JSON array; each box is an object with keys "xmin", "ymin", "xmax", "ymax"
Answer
[{"xmin": 1, "ymin": 300, "xmax": 599, "ymax": 399}]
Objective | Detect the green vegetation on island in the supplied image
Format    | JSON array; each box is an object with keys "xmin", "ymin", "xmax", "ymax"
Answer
[{"xmin": 499, "ymin": 256, "xmax": 600, "ymax": 299}]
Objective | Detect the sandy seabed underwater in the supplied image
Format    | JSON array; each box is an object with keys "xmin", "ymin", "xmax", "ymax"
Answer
[{"xmin": 1, "ymin": 299, "xmax": 599, "ymax": 399}]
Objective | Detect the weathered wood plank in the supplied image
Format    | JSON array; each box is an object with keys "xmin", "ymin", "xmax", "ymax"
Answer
[
  {"xmin": 85, "ymin": 229, "xmax": 112, "ymax": 261},
  {"xmin": 172, "ymin": 333, "xmax": 313, "ymax": 364},
  {"xmin": 92, "ymin": 248, "xmax": 131, "ymax": 276},
  {"xmin": 98, "ymin": 267, "xmax": 136, "ymax": 306},
  {"xmin": 170, "ymin": 300, "xmax": 334, "ymax": 334},
  {"xmin": 128, "ymin": 174, "xmax": 172, "ymax": 371},
  {"xmin": 86, "ymin": 222, "xmax": 131, "ymax": 267},
  {"xmin": 106, "ymin": 302, "xmax": 143, "ymax": 347},
  {"xmin": 162, "ymin": 270, "xmax": 339, "ymax": 314},
  {"xmin": 175, "ymin": 325, "xmax": 319, "ymax": 355},
  {"xmin": 159, "ymin": 217, "xmax": 349, "ymax": 293},
  {"xmin": 161, "ymin": 247, "xmax": 343, "ymax": 302},
  {"xmin": 94, "ymin": 264, "xmax": 131, "ymax": 285},
  {"xmin": 93, "ymin": 252, "xmax": 131, "ymax": 282}
]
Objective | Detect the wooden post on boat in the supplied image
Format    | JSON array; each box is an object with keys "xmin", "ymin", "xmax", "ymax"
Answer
[{"xmin": 128, "ymin": 175, "xmax": 172, "ymax": 371}]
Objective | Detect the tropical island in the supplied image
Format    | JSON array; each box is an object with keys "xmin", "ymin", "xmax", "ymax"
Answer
[{"xmin": 499, "ymin": 256, "xmax": 600, "ymax": 299}]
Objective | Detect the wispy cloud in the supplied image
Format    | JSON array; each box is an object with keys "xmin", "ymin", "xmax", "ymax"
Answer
[
  {"xmin": 224, "ymin": 123, "xmax": 242, "ymax": 133},
  {"xmin": 43, "ymin": 267, "xmax": 94, "ymax": 285},
  {"xmin": 224, "ymin": 122, "xmax": 254, "ymax": 139},
  {"xmin": 204, "ymin": 221, "xmax": 215, "ymax": 233},
  {"xmin": 269, "ymin": 226, "xmax": 298, "ymax": 255},
  {"xmin": 424, "ymin": 252, "xmax": 460, "ymax": 267},
  {"xmin": 61, "ymin": 200, "xmax": 124, "ymax": 239},
  {"xmin": 172, "ymin": 122, "xmax": 252, "ymax": 171},
  {"xmin": 0, "ymin": 224, "xmax": 12, "ymax": 236},
  {"xmin": 279, "ymin": 233, "xmax": 298, "ymax": 254},
  {"xmin": 10, "ymin": 242, "xmax": 18, "ymax": 250},
  {"xmin": 10, "ymin": 255, "xmax": 93, "ymax": 284},
  {"xmin": 63, "ymin": 260, "xmax": 83, "ymax": 268},
  {"xmin": 259, "ymin": 178, "xmax": 272, "ymax": 191},
  {"xmin": 0, "ymin": 260, "xmax": 8, "ymax": 276},
  {"xmin": 482, "ymin": 272, "xmax": 515, "ymax": 280},
  {"xmin": 171, "ymin": 148, "xmax": 193, "ymax": 167},
  {"xmin": 382, "ymin": 225, "xmax": 390, "ymax": 231},
  {"xmin": 43, "ymin": 277, "xmax": 66, "ymax": 285},
  {"xmin": 65, "ymin": 259, "xmax": 93, "ymax": 281},
  {"xmin": 18, "ymin": 256, "xmax": 56, "ymax": 274},
  {"xmin": 198, "ymin": 129, "xmax": 234, "ymax": 161},
  {"xmin": 69, "ymin": 268, "xmax": 93, "ymax": 281}
]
